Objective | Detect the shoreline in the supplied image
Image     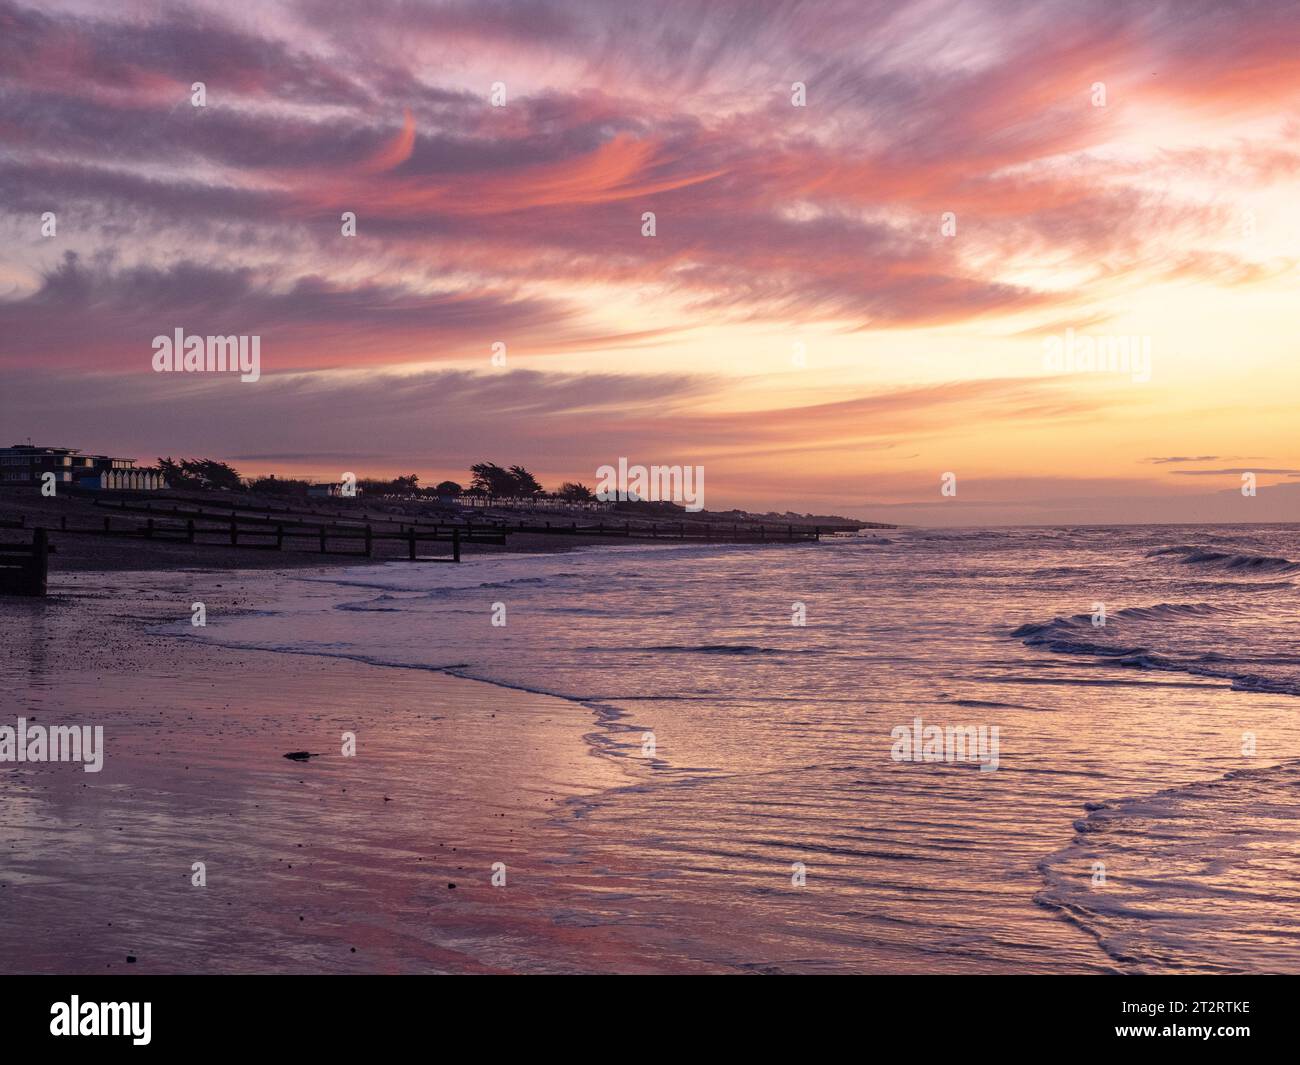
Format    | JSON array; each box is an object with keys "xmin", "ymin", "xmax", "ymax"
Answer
[
  {"xmin": 0, "ymin": 561, "xmax": 697, "ymax": 974},
  {"xmin": 4, "ymin": 553, "xmax": 984, "ymax": 974},
  {"xmin": 10, "ymin": 525, "xmax": 1298, "ymax": 974}
]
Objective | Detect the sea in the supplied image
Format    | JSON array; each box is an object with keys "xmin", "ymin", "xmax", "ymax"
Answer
[{"xmin": 175, "ymin": 523, "xmax": 1300, "ymax": 973}]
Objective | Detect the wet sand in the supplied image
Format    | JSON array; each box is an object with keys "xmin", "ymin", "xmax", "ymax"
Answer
[
  {"xmin": 0, "ymin": 561, "xmax": 1092, "ymax": 975},
  {"xmin": 0, "ymin": 567, "xmax": 687, "ymax": 973},
  {"xmin": 17, "ymin": 532, "xmax": 1277, "ymax": 974}
]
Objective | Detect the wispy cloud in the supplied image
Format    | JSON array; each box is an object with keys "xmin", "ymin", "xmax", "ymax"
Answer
[{"xmin": 2, "ymin": 0, "xmax": 1297, "ymax": 516}]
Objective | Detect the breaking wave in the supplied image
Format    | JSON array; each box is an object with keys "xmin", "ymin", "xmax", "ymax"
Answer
[
  {"xmin": 1036, "ymin": 762, "xmax": 1300, "ymax": 973},
  {"xmin": 1147, "ymin": 545, "xmax": 1300, "ymax": 574}
]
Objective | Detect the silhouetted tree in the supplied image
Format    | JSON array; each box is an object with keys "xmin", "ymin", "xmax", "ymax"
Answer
[
  {"xmin": 156, "ymin": 457, "xmax": 192, "ymax": 487},
  {"xmin": 247, "ymin": 475, "xmax": 311, "ymax": 497},
  {"xmin": 557, "ymin": 481, "xmax": 594, "ymax": 501},
  {"xmin": 187, "ymin": 459, "xmax": 242, "ymax": 491},
  {"xmin": 470, "ymin": 462, "xmax": 517, "ymax": 496},
  {"xmin": 508, "ymin": 465, "xmax": 542, "ymax": 496},
  {"xmin": 158, "ymin": 457, "xmax": 242, "ymax": 490}
]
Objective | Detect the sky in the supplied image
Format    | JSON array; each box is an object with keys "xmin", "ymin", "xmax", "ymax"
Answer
[{"xmin": 1, "ymin": 0, "xmax": 1298, "ymax": 524}]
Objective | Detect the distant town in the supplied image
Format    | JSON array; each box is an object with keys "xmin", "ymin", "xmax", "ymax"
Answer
[
  {"xmin": 0, "ymin": 443, "xmax": 166, "ymax": 491},
  {"xmin": 0, "ymin": 443, "xmax": 871, "ymax": 528}
]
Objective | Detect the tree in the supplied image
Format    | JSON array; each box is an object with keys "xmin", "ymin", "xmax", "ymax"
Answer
[
  {"xmin": 158, "ymin": 457, "xmax": 242, "ymax": 490},
  {"xmin": 247, "ymin": 475, "xmax": 311, "ymax": 497},
  {"xmin": 355, "ymin": 474, "xmax": 421, "ymax": 496},
  {"xmin": 508, "ymin": 465, "xmax": 542, "ymax": 496},
  {"xmin": 434, "ymin": 480, "xmax": 463, "ymax": 496},
  {"xmin": 156, "ymin": 457, "xmax": 193, "ymax": 487},
  {"xmin": 558, "ymin": 481, "xmax": 594, "ymax": 502},
  {"xmin": 187, "ymin": 459, "xmax": 242, "ymax": 491},
  {"xmin": 469, "ymin": 462, "xmax": 517, "ymax": 497}
]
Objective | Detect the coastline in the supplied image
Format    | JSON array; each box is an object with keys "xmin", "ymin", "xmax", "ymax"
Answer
[
  {"xmin": 3, "ymin": 553, "xmax": 973, "ymax": 975},
  {"xmin": 0, "ymin": 562, "xmax": 687, "ymax": 974},
  {"xmin": 8, "ymin": 523, "xmax": 1300, "ymax": 974}
]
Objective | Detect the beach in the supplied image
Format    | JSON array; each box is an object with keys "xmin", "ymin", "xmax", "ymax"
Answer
[
  {"xmin": 3, "ymin": 0, "xmax": 1296, "ymax": 1032},
  {"xmin": 0, "ymin": 565, "xmax": 673, "ymax": 973},
  {"xmin": 4, "ymin": 524, "xmax": 1300, "ymax": 974},
  {"xmin": 0, "ymin": 490, "xmax": 627, "ymax": 574}
]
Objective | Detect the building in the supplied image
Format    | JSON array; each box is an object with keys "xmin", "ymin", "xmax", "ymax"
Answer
[
  {"xmin": 455, "ymin": 493, "xmax": 613, "ymax": 511},
  {"xmin": 80, "ymin": 468, "xmax": 169, "ymax": 491},
  {"xmin": 307, "ymin": 482, "xmax": 345, "ymax": 498},
  {"xmin": 0, "ymin": 444, "xmax": 168, "ymax": 491}
]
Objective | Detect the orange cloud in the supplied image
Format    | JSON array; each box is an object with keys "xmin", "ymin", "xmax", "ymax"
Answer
[{"xmin": 358, "ymin": 109, "xmax": 416, "ymax": 174}]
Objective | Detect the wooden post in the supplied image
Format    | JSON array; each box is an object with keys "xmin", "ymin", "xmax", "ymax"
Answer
[
  {"xmin": 146, "ymin": 518, "xmax": 154, "ymax": 539},
  {"xmin": 230, "ymin": 518, "xmax": 238, "ymax": 546},
  {"xmin": 408, "ymin": 528, "xmax": 416, "ymax": 560},
  {"xmin": 187, "ymin": 519, "xmax": 195, "ymax": 543},
  {"xmin": 60, "ymin": 515, "xmax": 67, "ymax": 530},
  {"xmin": 276, "ymin": 524, "xmax": 284, "ymax": 551},
  {"xmin": 788, "ymin": 524, "xmax": 794, "ymax": 540},
  {"xmin": 814, "ymin": 526, "xmax": 820, "ymax": 541},
  {"xmin": 104, "ymin": 517, "xmax": 111, "ymax": 531},
  {"xmin": 319, "ymin": 526, "xmax": 326, "ymax": 553},
  {"xmin": 30, "ymin": 527, "xmax": 49, "ymax": 596},
  {"xmin": 364, "ymin": 524, "xmax": 373, "ymax": 557},
  {"xmin": 452, "ymin": 525, "xmax": 461, "ymax": 562}
]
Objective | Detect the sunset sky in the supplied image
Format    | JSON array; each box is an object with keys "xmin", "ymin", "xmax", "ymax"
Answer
[{"xmin": 1, "ymin": 0, "xmax": 1298, "ymax": 524}]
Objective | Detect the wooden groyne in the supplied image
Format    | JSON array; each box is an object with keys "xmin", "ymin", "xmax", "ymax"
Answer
[
  {"xmin": 91, "ymin": 497, "xmax": 836, "ymax": 544},
  {"xmin": 45, "ymin": 513, "xmax": 486, "ymax": 561},
  {"xmin": 0, "ymin": 529, "xmax": 53, "ymax": 596},
  {"xmin": 0, "ymin": 499, "xmax": 850, "ymax": 580}
]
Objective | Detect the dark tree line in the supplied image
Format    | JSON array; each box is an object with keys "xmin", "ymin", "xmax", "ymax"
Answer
[
  {"xmin": 468, "ymin": 462, "xmax": 542, "ymax": 497},
  {"xmin": 156, "ymin": 457, "xmax": 243, "ymax": 491},
  {"xmin": 158, "ymin": 457, "xmax": 598, "ymax": 503}
]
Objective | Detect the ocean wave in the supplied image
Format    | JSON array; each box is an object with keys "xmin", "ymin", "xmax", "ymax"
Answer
[
  {"xmin": 1147, "ymin": 545, "xmax": 1300, "ymax": 573},
  {"xmin": 1011, "ymin": 601, "xmax": 1231, "ymax": 640},
  {"xmin": 1025, "ymin": 566, "xmax": 1095, "ymax": 578},
  {"xmin": 905, "ymin": 530, "xmax": 1007, "ymax": 543},
  {"xmin": 945, "ymin": 697, "xmax": 1057, "ymax": 712},
  {"xmin": 1011, "ymin": 601, "xmax": 1300, "ymax": 696},
  {"xmin": 640, "ymin": 643, "xmax": 801, "ymax": 656},
  {"xmin": 1036, "ymin": 761, "xmax": 1300, "ymax": 973}
]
